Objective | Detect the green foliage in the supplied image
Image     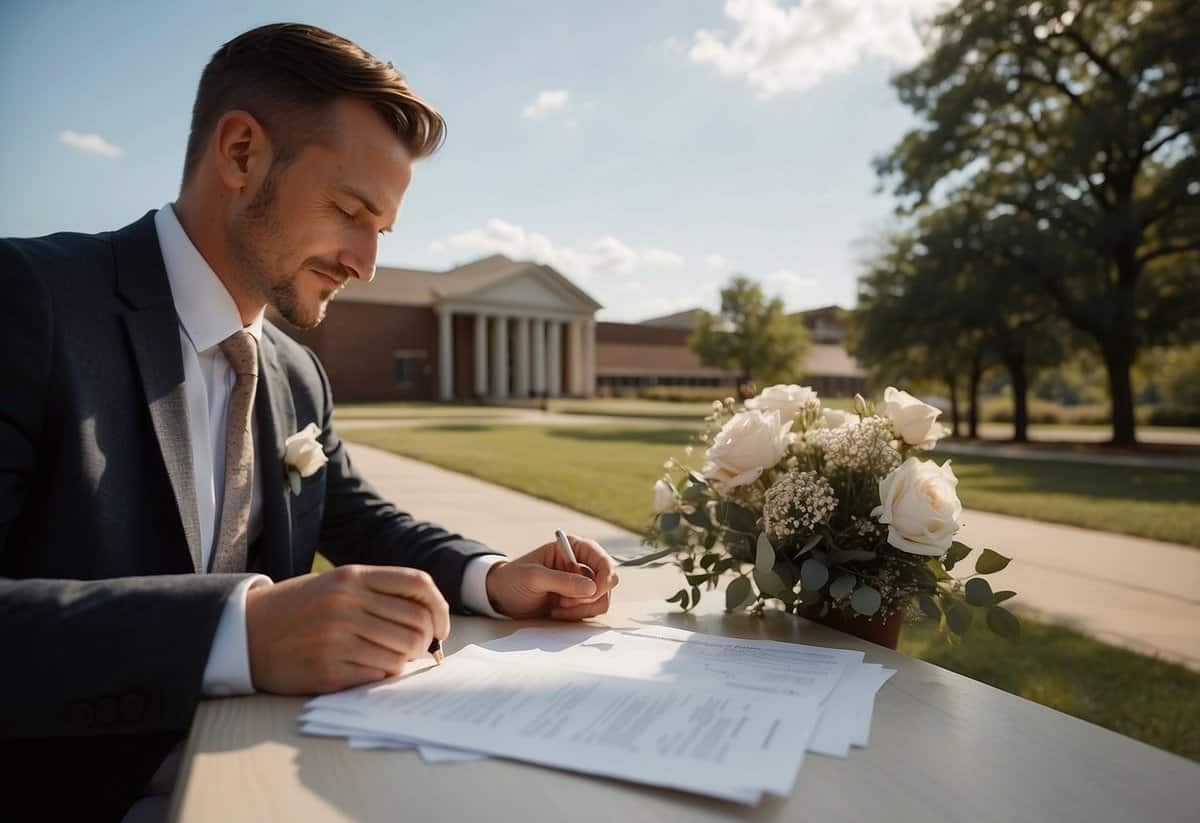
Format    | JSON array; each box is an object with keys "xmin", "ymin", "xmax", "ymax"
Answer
[
  {"xmin": 688, "ymin": 276, "xmax": 810, "ymax": 385},
  {"xmin": 875, "ymin": 0, "xmax": 1200, "ymax": 443}
]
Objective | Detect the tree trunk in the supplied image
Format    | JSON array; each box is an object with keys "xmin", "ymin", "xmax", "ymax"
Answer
[
  {"xmin": 1101, "ymin": 340, "xmax": 1138, "ymax": 446},
  {"xmin": 1006, "ymin": 358, "xmax": 1029, "ymax": 443},
  {"xmin": 945, "ymin": 373, "xmax": 961, "ymax": 438},
  {"xmin": 967, "ymin": 352, "xmax": 984, "ymax": 440}
]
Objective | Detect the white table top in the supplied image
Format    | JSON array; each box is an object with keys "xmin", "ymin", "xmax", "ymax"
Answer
[{"xmin": 169, "ymin": 565, "xmax": 1198, "ymax": 822}]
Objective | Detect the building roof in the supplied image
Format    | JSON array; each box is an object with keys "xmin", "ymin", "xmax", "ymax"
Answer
[
  {"xmin": 337, "ymin": 254, "xmax": 602, "ymax": 311},
  {"xmin": 803, "ymin": 343, "xmax": 866, "ymax": 378},
  {"xmin": 638, "ymin": 307, "xmax": 706, "ymax": 329}
]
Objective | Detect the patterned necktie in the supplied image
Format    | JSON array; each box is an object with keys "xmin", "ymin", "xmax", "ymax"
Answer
[{"xmin": 210, "ymin": 330, "xmax": 259, "ymax": 573}]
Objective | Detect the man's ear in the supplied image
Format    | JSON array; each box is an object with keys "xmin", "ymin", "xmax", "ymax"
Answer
[{"xmin": 212, "ymin": 110, "xmax": 273, "ymax": 194}]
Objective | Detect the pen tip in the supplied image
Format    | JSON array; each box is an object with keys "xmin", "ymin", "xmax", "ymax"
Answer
[{"xmin": 433, "ymin": 649, "xmax": 444, "ymax": 666}]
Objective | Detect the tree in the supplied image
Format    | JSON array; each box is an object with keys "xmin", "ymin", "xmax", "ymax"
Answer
[
  {"xmin": 689, "ymin": 276, "xmax": 810, "ymax": 387},
  {"xmin": 876, "ymin": 0, "xmax": 1200, "ymax": 445}
]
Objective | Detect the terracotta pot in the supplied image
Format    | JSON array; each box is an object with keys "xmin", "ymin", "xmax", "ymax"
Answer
[{"xmin": 797, "ymin": 601, "xmax": 903, "ymax": 649}]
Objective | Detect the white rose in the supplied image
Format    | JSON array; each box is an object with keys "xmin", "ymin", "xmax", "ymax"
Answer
[
  {"xmin": 872, "ymin": 457, "xmax": 963, "ymax": 556},
  {"xmin": 284, "ymin": 422, "xmax": 328, "ymax": 477},
  {"xmin": 701, "ymin": 410, "xmax": 794, "ymax": 490},
  {"xmin": 811, "ymin": 408, "xmax": 853, "ymax": 430},
  {"xmin": 652, "ymin": 479, "xmax": 679, "ymax": 514},
  {"xmin": 745, "ymin": 384, "xmax": 820, "ymax": 419},
  {"xmin": 881, "ymin": 387, "xmax": 948, "ymax": 449}
]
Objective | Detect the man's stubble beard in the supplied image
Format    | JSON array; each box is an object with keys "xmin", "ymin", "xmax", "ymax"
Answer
[{"xmin": 227, "ymin": 164, "xmax": 333, "ymax": 330}]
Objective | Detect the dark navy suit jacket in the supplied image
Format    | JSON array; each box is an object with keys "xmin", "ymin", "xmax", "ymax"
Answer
[{"xmin": 0, "ymin": 211, "xmax": 494, "ymax": 821}]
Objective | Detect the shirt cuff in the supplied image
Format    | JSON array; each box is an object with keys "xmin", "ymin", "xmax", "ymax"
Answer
[
  {"xmin": 201, "ymin": 574, "xmax": 273, "ymax": 696},
  {"xmin": 460, "ymin": 555, "xmax": 510, "ymax": 619}
]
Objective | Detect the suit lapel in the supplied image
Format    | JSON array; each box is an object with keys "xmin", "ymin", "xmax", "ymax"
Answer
[
  {"xmin": 254, "ymin": 329, "xmax": 297, "ymax": 579},
  {"xmin": 114, "ymin": 212, "xmax": 203, "ymax": 572}
]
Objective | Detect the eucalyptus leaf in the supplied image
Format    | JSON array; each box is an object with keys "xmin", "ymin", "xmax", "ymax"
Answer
[
  {"xmin": 926, "ymin": 558, "xmax": 952, "ymax": 581},
  {"xmin": 992, "ymin": 590, "xmax": 1017, "ymax": 604},
  {"xmin": 699, "ymin": 552, "xmax": 719, "ymax": 569},
  {"xmin": 829, "ymin": 574, "xmax": 856, "ymax": 601},
  {"xmin": 800, "ymin": 558, "xmax": 830, "ymax": 591},
  {"xmin": 975, "ymin": 548, "xmax": 1012, "ymax": 575},
  {"xmin": 943, "ymin": 541, "xmax": 971, "ymax": 571},
  {"xmin": 681, "ymin": 557, "xmax": 694, "ymax": 573},
  {"xmin": 715, "ymin": 501, "xmax": 759, "ymax": 533},
  {"xmin": 660, "ymin": 512, "xmax": 681, "ymax": 532},
  {"xmin": 690, "ymin": 586, "xmax": 701, "ymax": 608},
  {"xmin": 826, "ymin": 549, "xmax": 878, "ymax": 566},
  {"xmin": 685, "ymin": 573, "xmax": 709, "ymax": 586},
  {"xmin": 917, "ymin": 592, "xmax": 941, "ymax": 619},
  {"xmin": 665, "ymin": 588, "xmax": 687, "ymax": 606},
  {"xmin": 947, "ymin": 602, "xmax": 973, "ymax": 635},
  {"xmin": 849, "ymin": 585, "xmax": 882, "ymax": 616},
  {"xmin": 964, "ymin": 577, "xmax": 994, "ymax": 607},
  {"xmin": 725, "ymin": 576, "xmax": 753, "ymax": 611},
  {"xmin": 754, "ymin": 567, "xmax": 788, "ymax": 598},
  {"xmin": 289, "ymin": 469, "xmax": 301, "ymax": 496},
  {"xmin": 682, "ymin": 482, "xmax": 708, "ymax": 504},
  {"xmin": 755, "ymin": 532, "xmax": 776, "ymax": 573},
  {"xmin": 799, "ymin": 533, "xmax": 823, "ymax": 554},
  {"xmin": 683, "ymin": 506, "xmax": 710, "ymax": 528},
  {"xmin": 986, "ymin": 605, "xmax": 1021, "ymax": 640},
  {"xmin": 620, "ymin": 548, "xmax": 675, "ymax": 567}
]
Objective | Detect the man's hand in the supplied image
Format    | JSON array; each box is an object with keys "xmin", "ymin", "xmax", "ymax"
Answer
[
  {"xmin": 244, "ymin": 565, "xmax": 450, "ymax": 695},
  {"xmin": 485, "ymin": 535, "xmax": 619, "ymax": 620}
]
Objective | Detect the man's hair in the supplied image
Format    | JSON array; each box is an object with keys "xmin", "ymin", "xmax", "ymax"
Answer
[{"xmin": 182, "ymin": 23, "xmax": 445, "ymax": 186}]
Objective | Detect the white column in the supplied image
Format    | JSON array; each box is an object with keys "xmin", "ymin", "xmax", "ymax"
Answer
[
  {"xmin": 514, "ymin": 317, "xmax": 530, "ymax": 397},
  {"xmin": 531, "ymin": 318, "xmax": 546, "ymax": 395},
  {"xmin": 583, "ymin": 318, "xmax": 596, "ymax": 398},
  {"xmin": 437, "ymin": 308, "xmax": 454, "ymax": 401},
  {"xmin": 474, "ymin": 313, "xmax": 489, "ymax": 398},
  {"xmin": 491, "ymin": 314, "xmax": 509, "ymax": 399},
  {"xmin": 547, "ymin": 321, "xmax": 562, "ymax": 397},
  {"xmin": 566, "ymin": 320, "xmax": 582, "ymax": 396}
]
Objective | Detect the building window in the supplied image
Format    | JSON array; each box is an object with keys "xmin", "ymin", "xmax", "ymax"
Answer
[{"xmin": 393, "ymin": 350, "xmax": 425, "ymax": 387}]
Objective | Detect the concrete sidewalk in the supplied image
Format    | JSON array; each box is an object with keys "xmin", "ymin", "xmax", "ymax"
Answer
[{"xmin": 346, "ymin": 442, "xmax": 1200, "ymax": 670}]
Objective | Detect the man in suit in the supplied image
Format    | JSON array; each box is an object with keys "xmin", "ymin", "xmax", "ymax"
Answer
[{"xmin": 0, "ymin": 23, "xmax": 619, "ymax": 821}]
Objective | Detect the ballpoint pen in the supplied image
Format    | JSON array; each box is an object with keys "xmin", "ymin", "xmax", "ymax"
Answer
[{"xmin": 428, "ymin": 638, "xmax": 443, "ymax": 665}]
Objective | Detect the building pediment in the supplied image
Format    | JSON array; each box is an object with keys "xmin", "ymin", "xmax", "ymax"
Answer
[{"xmin": 436, "ymin": 264, "xmax": 602, "ymax": 317}]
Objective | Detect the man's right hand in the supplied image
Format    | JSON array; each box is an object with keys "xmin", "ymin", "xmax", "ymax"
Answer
[{"xmin": 244, "ymin": 564, "xmax": 450, "ymax": 695}]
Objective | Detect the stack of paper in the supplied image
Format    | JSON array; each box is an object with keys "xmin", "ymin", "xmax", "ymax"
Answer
[{"xmin": 301, "ymin": 625, "xmax": 894, "ymax": 804}]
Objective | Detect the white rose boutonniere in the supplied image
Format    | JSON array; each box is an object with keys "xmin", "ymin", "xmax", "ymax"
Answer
[
  {"xmin": 881, "ymin": 386, "xmax": 949, "ymax": 449},
  {"xmin": 284, "ymin": 422, "xmax": 328, "ymax": 495}
]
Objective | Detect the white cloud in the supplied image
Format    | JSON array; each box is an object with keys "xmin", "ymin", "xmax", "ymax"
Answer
[
  {"xmin": 687, "ymin": 0, "xmax": 947, "ymax": 98},
  {"xmin": 522, "ymin": 89, "xmax": 569, "ymax": 119},
  {"xmin": 59, "ymin": 129, "xmax": 122, "ymax": 157},
  {"xmin": 431, "ymin": 219, "xmax": 686, "ymax": 280},
  {"xmin": 643, "ymin": 248, "xmax": 686, "ymax": 268},
  {"xmin": 762, "ymin": 268, "xmax": 818, "ymax": 305},
  {"xmin": 705, "ymin": 253, "xmax": 730, "ymax": 271}
]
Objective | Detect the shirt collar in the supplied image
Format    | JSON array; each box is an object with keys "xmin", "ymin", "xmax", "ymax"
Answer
[{"xmin": 154, "ymin": 203, "xmax": 265, "ymax": 354}]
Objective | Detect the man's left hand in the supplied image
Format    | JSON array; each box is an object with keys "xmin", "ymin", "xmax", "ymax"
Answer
[{"xmin": 484, "ymin": 535, "xmax": 619, "ymax": 620}]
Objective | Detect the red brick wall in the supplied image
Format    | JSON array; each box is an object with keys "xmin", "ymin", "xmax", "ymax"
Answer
[{"xmin": 279, "ymin": 302, "xmax": 438, "ymax": 402}]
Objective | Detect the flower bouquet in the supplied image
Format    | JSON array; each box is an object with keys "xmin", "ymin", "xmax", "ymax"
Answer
[{"xmin": 630, "ymin": 385, "xmax": 1019, "ymax": 647}]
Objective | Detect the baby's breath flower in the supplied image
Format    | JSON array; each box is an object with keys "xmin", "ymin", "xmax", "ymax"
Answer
[
  {"xmin": 762, "ymin": 471, "xmax": 837, "ymax": 542},
  {"xmin": 807, "ymin": 416, "xmax": 900, "ymax": 475}
]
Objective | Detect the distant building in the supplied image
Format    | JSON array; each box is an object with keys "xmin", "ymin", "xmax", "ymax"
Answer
[{"xmin": 278, "ymin": 255, "xmax": 866, "ymax": 402}]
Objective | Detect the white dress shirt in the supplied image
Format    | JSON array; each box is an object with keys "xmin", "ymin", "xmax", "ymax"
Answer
[{"xmin": 154, "ymin": 205, "xmax": 506, "ymax": 697}]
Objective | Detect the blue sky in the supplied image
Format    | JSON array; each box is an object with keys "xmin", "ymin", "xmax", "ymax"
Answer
[{"xmin": 0, "ymin": 0, "xmax": 939, "ymax": 321}]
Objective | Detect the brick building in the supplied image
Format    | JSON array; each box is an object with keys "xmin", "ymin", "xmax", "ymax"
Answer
[{"xmin": 279, "ymin": 255, "xmax": 866, "ymax": 402}]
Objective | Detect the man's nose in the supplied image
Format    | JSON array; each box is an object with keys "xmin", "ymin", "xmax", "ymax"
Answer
[{"xmin": 339, "ymin": 235, "xmax": 378, "ymax": 283}]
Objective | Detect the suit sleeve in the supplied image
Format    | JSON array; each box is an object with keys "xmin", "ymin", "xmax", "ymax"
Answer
[
  {"xmin": 303, "ymin": 348, "xmax": 500, "ymax": 612},
  {"xmin": 0, "ymin": 238, "xmax": 247, "ymax": 739}
]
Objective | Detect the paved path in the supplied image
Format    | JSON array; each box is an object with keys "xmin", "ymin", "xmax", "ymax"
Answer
[{"xmin": 347, "ymin": 442, "xmax": 1200, "ymax": 670}]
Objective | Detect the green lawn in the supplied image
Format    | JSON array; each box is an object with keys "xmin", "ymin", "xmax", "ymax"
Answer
[
  {"xmin": 342, "ymin": 422, "xmax": 1200, "ymax": 548},
  {"xmin": 334, "ymin": 402, "xmax": 524, "ymax": 420},
  {"xmin": 337, "ymin": 421, "xmax": 1200, "ymax": 760},
  {"xmin": 547, "ymin": 396, "xmax": 858, "ymax": 420},
  {"xmin": 899, "ymin": 614, "xmax": 1199, "ymax": 760}
]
